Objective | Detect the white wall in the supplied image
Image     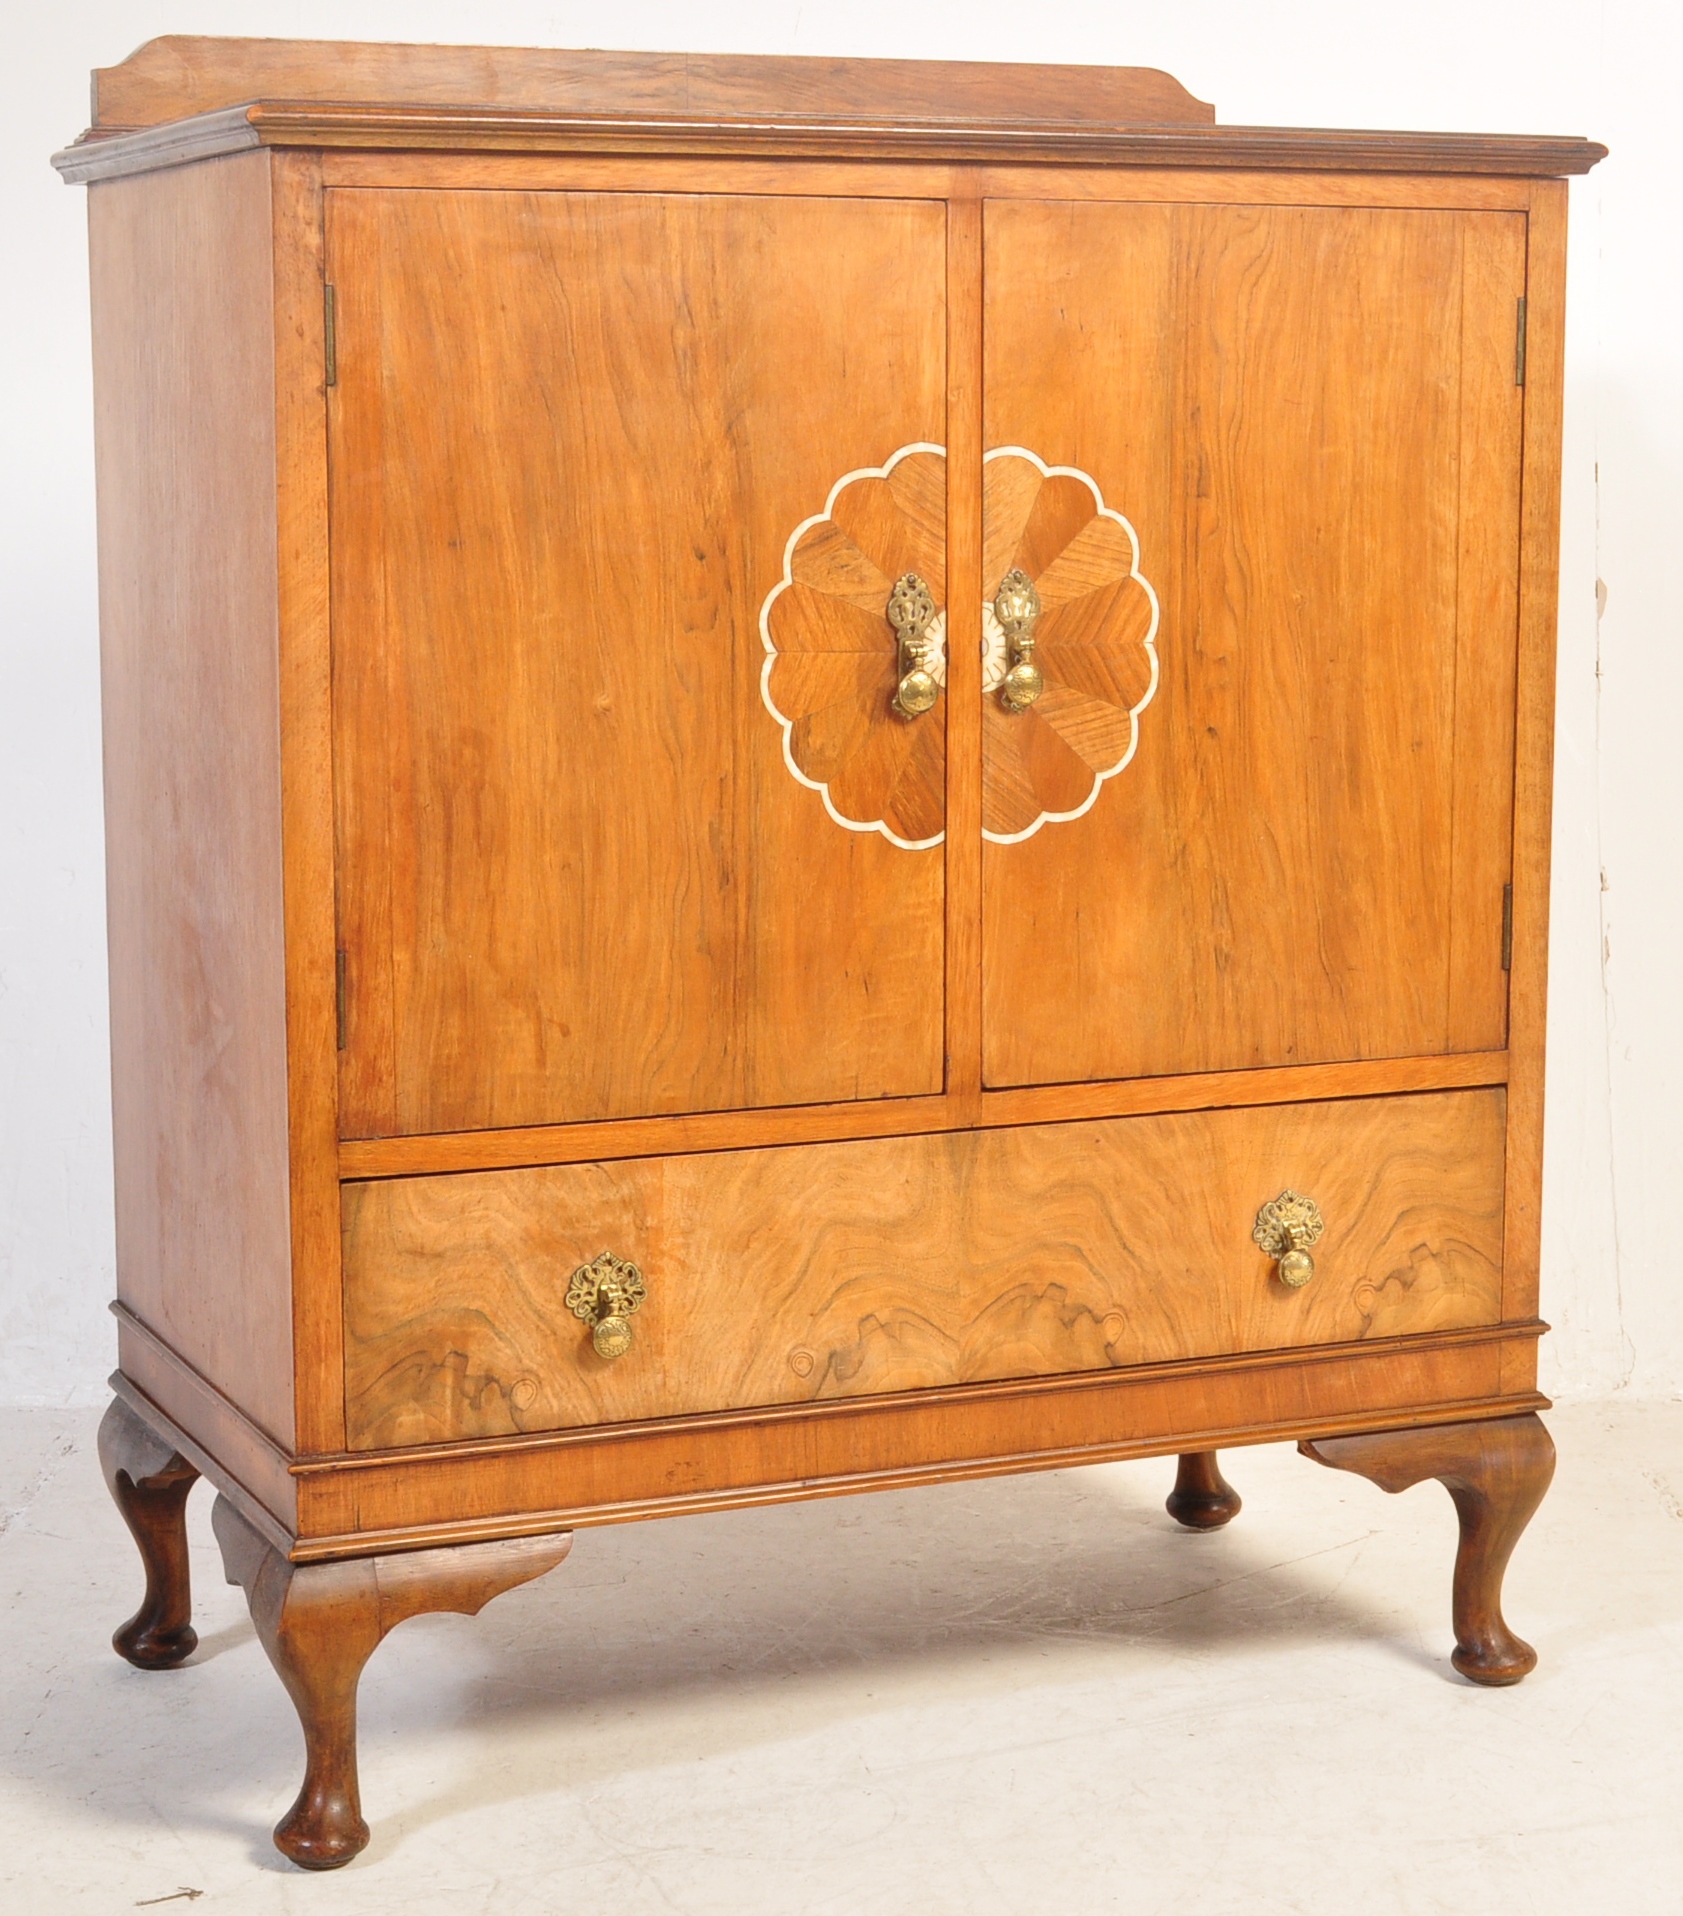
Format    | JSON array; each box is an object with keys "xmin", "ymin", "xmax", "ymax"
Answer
[{"xmin": 4, "ymin": 1, "xmax": 1674, "ymax": 1406}]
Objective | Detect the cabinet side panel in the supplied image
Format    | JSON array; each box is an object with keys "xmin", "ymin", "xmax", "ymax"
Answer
[{"xmin": 90, "ymin": 151, "xmax": 296, "ymax": 1447}]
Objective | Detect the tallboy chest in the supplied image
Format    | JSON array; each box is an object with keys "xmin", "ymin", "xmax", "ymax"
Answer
[{"xmin": 62, "ymin": 35, "xmax": 1602, "ymax": 1868}]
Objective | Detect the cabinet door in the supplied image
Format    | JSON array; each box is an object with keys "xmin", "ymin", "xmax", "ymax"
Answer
[
  {"xmin": 981, "ymin": 201, "xmax": 1525, "ymax": 1088},
  {"xmin": 330, "ymin": 189, "xmax": 948, "ymax": 1136}
]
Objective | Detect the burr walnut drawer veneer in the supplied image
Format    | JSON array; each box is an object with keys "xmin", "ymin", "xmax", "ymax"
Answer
[
  {"xmin": 61, "ymin": 34, "xmax": 1602, "ymax": 1873},
  {"xmin": 343, "ymin": 1092, "xmax": 1508, "ymax": 1447}
]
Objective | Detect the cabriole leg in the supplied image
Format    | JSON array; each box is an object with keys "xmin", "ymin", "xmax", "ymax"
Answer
[
  {"xmin": 98, "ymin": 1396, "xmax": 200, "ymax": 1669},
  {"xmin": 1166, "ymin": 1451, "xmax": 1242, "ymax": 1530},
  {"xmin": 1300, "ymin": 1412, "xmax": 1555, "ymax": 1685},
  {"xmin": 212, "ymin": 1497, "xmax": 571, "ymax": 1870}
]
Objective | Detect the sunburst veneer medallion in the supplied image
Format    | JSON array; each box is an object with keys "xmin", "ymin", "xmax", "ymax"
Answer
[
  {"xmin": 979, "ymin": 446, "xmax": 1160, "ymax": 844},
  {"xmin": 759, "ymin": 443, "xmax": 948, "ymax": 850},
  {"xmin": 759, "ymin": 443, "xmax": 1158, "ymax": 849}
]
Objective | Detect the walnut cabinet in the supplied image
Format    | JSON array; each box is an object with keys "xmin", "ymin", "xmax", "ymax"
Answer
[{"xmin": 60, "ymin": 37, "xmax": 1603, "ymax": 1870}]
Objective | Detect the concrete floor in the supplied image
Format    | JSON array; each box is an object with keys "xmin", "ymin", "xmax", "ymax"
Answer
[{"xmin": 1, "ymin": 1403, "xmax": 1680, "ymax": 1913}]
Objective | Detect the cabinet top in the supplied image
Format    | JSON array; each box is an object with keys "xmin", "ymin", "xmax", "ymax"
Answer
[{"xmin": 53, "ymin": 34, "xmax": 1606, "ymax": 184}]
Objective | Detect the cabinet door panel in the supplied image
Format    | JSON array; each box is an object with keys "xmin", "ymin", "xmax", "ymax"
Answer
[
  {"xmin": 330, "ymin": 189, "xmax": 947, "ymax": 1136},
  {"xmin": 981, "ymin": 201, "xmax": 1525, "ymax": 1087}
]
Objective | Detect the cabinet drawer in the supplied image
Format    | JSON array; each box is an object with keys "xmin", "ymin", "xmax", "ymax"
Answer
[{"xmin": 342, "ymin": 1089, "xmax": 1506, "ymax": 1450}]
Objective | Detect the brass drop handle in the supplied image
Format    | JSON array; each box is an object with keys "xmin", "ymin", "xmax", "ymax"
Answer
[
  {"xmin": 888, "ymin": 572, "xmax": 941, "ymax": 719},
  {"xmin": 1253, "ymin": 1191, "xmax": 1325, "ymax": 1288},
  {"xmin": 994, "ymin": 568, "xmax": 1044, "ymax": 713},
  {"xmin": 566, "ymin": 1250, "xmax": 646, "ymax": 1359}
]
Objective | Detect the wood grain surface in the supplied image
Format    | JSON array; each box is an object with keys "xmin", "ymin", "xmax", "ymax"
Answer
[
  {"xmin": 269, "ymin": 149, "xmax": 346, "ymax": 1454},
  {"xmin": 979, "ymin": 446, "xmax": 1160, "ymax": 841},
  {"xmin": 1503, "ymin": 182, "xmax": 1570, "ymax": 1330},
  {"xmin": 759, "ymin": 446, "xmax": 949, "ymax": 848},
  {"xmin": 306, "ymin": 156, "xmax": 1549, "ymax": 210},
  {"xmin": 115, "ymin": 1315, "xmax": 300, "ymax": 1540},
  {"xmin": 1166, "ymin": 1450, "xmax": 1241, "ymax": 1530},
  {"xmin": 89, "ymin": 38, "xmax": 1216, "ymax": 132},
  {"xmin": 329, "ymin": 187, "xmax": 947, "ymax": 1137},
  {"xmin": 89, "ymin": 152, "xmax": 297, "ymax": 1447},
  {"xmin": 336, "ymin": 1050, "xmax": 1508, "ymax": 1180},
  {"xmin": 308, "ymin": 1326, "xmax": 1540, "ymax": 1552},
  {"xmin": 99, "ymin": 1396, "xmax": 201, "ymax": 1668},
  {"xmin": 55, "ymin": 105, "xmax": 1606, "ymax": 190},
  {"xmin": 945, "ymin": 193, "xmax": 986, "ymax": 1110},
  {"xmin": 213, "ymin": 1493, "xmax": 571, "ymax": 1867},
  {"xmin": 70, "ymin": 68, "xmax": 1586, "ymax": 1598},
  {"xmin": 115, "ymin": 1318, "xmax": 1542, "ymax": 1556},
  {"xmin": 981, "ymin": 201, "xmax": 1527, "ymax": 1090},
  {"xmin": 343, "ymin": 1089, "xmax": 1506, "ymax": 1448},
  {"xmin": 1302, "ymin": 1411, "xmax": 1555, "ymax": 1684}
]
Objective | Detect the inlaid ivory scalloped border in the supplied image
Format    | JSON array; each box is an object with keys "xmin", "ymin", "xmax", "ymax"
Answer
[
  {"xmin": 759, "ymin": 442, "xmax": 949, "ymax": 851},
  {"xmin": 759, "ymin": 442, "xmax": 1161, "ymax": 851},
  {"xmin": 981, "ymin": 446, "xmax": 1161, "ymax": 846}
]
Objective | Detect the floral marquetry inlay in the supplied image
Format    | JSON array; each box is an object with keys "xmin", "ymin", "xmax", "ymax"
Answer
[{"xmin": 759, "ymin": 443, "xmax": 1159, "ymax": 848}]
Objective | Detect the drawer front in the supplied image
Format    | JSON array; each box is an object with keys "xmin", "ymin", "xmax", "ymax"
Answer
[{"xmin": 342, "ymin": 1089, "xmax": 1506, "ymax": 1450}]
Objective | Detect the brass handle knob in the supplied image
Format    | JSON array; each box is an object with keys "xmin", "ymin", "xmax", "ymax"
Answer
[
  {"xmin": 994, "ymin": 568, "xmax": 1044, "ymax": 713},
  {"xmin": 566, "ymin": 1250, "xmax": 646, "ymax": 1359},
  {"xmin": 1252, "ymin": 1191, "xmax": 1325, "ymax": 1288},
  {"xmin": 887, "ymin": 572, "xmax": 941, "ymax": 718}
]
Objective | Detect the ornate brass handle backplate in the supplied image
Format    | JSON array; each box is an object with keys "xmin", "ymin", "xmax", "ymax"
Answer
[
  {"xmin": 566, "ymin": 1250, "xmax": 646, "ymax": 1359},
  {"xmin": 887, "ymin": 572, "xmax": 941, "ymax": 719},
  {"xmin": 994, "ymin": 568, "xmax": 1044, "ymax": 713},
  {"xmin": 1253, "ymin": 1191, "xmax": 1325, "ymax": 1288}
]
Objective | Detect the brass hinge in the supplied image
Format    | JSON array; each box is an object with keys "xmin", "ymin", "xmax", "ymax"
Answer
[
  {"xmin": 1515, "ymin": 296, "xmax": 1528, "ymax": 387},
  {"xmin": 324, "ymin": 282, "xmax": 337, "ymax": 388},
  {"xmin": 335, "ymin": 948, "xmax": 348, "ymax": 1050},
  {"xmin": 1501, "ymin": 883, "xmax": 1514, "ymax": 971}
]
